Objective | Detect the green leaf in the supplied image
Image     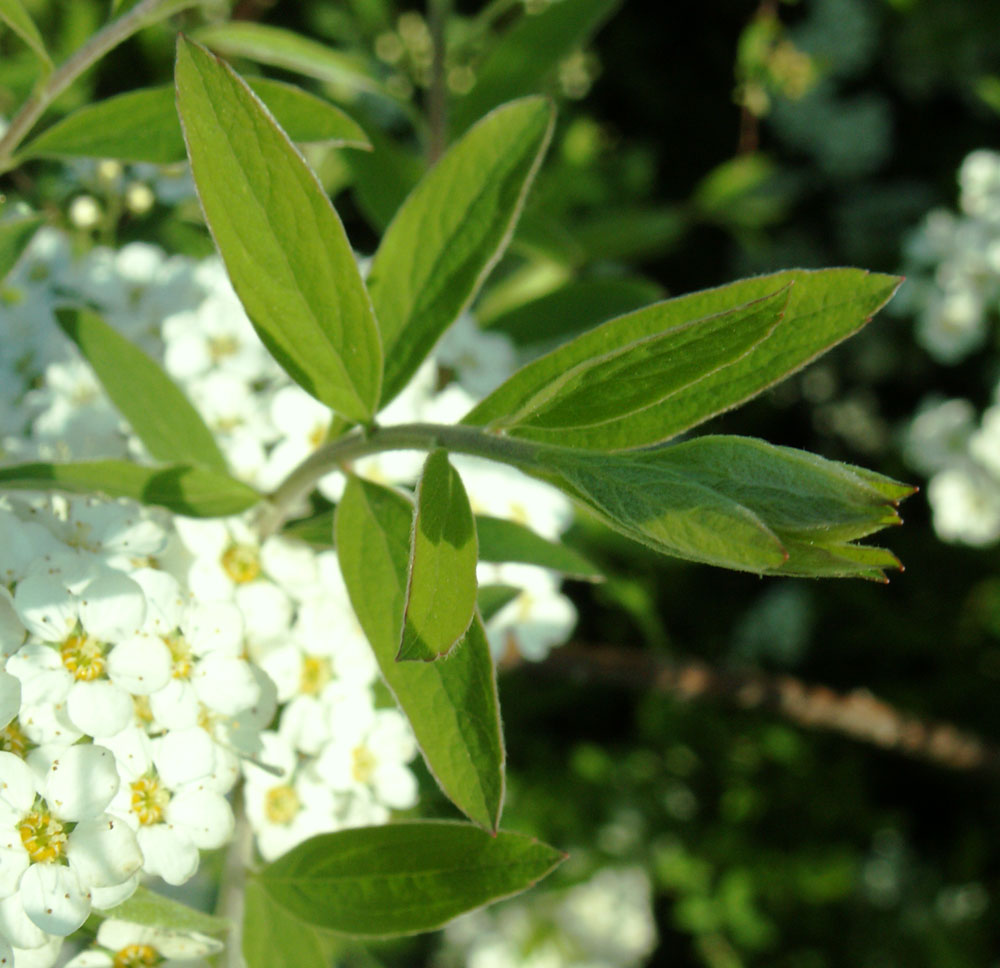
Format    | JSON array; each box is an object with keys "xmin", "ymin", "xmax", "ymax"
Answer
[
  {"xmin": 471, "ymin": 286, "xmax": 789, "ymax": 448},
  {"xmin": 477, "ymin": 515, "xmax": 602, "ymax": 581},
  {"xmin": 465, "ymin": 269, "xmax": 902, "ymax": 450},
  {"xmin": 478, "ymin": 583, "xmax": 521, "ymax": 622},
  {"xmin": 192, "ymin": 22, "xmax": 391, "ymax": 101},
  {"xmin": 105, "ymin": 886, "xmax": 229, "ymax": 936},
  {"xmin": 482, "ymin": 275, "xmax": 665, "ymax": 346},
  {"xmin": 537, "ymin": 435, "xmax": 912, "ymax": 580},
  {"xmin": 0, "ymin": 461, "xmax": 261, "ymax": 517},
  {"xmin": 175, "ymin": 37, "xmax": 383, "ymax": 423},
  {"xmin": 19, "ymin": 78, "xmax": 370, "ymax": 164},
  {"xmin": 336, "ymin": 477, "xmax": 505, "ymax": 830},
  {"xmin": 367, "ymin": 97, "xmax": 554, "ymax": 406},
  {"xmin": 244, "ymin": 880, "xmax": 328, "ymax": 968},
  {"xmin": 452, "ymin": 0, "xmax": 618, "ymax": 134},
  {"xmin": 0, "ymin": 213, "xmax": 43, "ymax": 283},
  {"xmin": 571, "ymin": 205, "xmax": 687, "ymax": 262},
  {"xmin": 258, "ymin": 822, "xmax": 565, "ymax": 937},
  {"xmin": 399, "ymin": 450, "xmax": 478, "ymax": 662},
  {"xmin": 55, "ymin": 308, "xmax": 227, "ymax": 473},
  {"xmin": 0, "ymin": 0, "xmax": 51, "ymax": 67}
]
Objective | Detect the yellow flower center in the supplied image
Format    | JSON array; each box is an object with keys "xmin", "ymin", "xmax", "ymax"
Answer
[
  {"xmin": 113, "ymin": 944, "xmax": 159, "ymax": 968},
  {"xmin": 221, "ymin": 544, "xmax": 260, "ymax": 584},
  {"xmin": 208, "ymin": 334, "xmax": 239, "ymax": 362},
  {"xmin": 264, "ymin": 785, "xmax": 300, "ymax": 825},
  {"xmin": 61, "ymin": 633, "xmax": 106, "ymax": 681},
  {"xmin": 0, "ymin": 719, "xmax": 27, "ymax": 757},
  {"xmin": 351, "ymin": 746, "xmax": 376, "ymax": 784},
  {"xmin": 299, "ymin": 656, "xmax": 332, "ymax": 696},
  {"xmin": 162, "ymin": 632, "xmax": 193, "ymax": 679},
  {"xmin": 130, "ymin": 776, "xmax": 170, "ymax": 826},
  {"xmin": 18, "ymin": 809, "xmax": 67, "ymax": 863},
  {"xmin": 132, "ymin": 695, "xmax": 154, "ymax": 726},
  {"xmin": 307, "ymin": 422, "xmax": 329, "ymax": 450}
]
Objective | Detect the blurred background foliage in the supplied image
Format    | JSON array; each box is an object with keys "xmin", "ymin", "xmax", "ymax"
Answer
[{"xmin": 5, "ymin": 0, "xmax": 1000, "ymax": 964}]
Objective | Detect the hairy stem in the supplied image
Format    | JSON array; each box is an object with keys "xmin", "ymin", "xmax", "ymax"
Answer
[
  {"xmin": 426, "ymin": 0, "xmax": 452, "ymax": 163},
  {"xmin": 0, "ymin": 0, "xmax": 198, "ymax": 171},
  {"xmin": 217, "ymin": 786, "xmax": 252, "ymax": 968},
  {"xmin": 256, "ymin": 421, "xmax": 547, "ymax": 538}
]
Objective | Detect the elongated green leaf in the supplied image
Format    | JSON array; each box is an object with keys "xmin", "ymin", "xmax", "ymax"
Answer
[
  {"xmin": 368, "ymin": 97, "xmax": 554, "ymax": 406},
  {"xmin": 0, "ymin": 461, "xmax": 260, "ymax": 517},
  {"xmin": 538, "ymin": 435, "xmax": 912, "ymax": 580},
  {"xmin": 477, "ymin": 515, "xmax": 602, "ymax": 581},
  {"xmin": 55, "ymin": 308, "xmax": 227, "ymax": 472},
  {"xmin": 176, "ymin": 37, "xmax": 383, "ymax": 422},
  {"xmin": 244, "ymin": 880, "xmax": 327, "ymax": 968},
  {"xmin": 19, "ymin": 78, "xmax": 370, "ymax": 164},
  {"xmin": 0, "ymin": 0, "xmax": 51, "ymax": 66},
  {"xmin": 259, "ymin": 822, "xmax": 564, "ymax": 937},
  {"xmin": 465, "ymin": 268, "xmax": 902, "ymax": 450},
  {"xmin": 282, "ymin": 508, "xmax": 336, "ymax": 547},
  {"xmin": 478, "ymin": 583, "xmax": 521, "ymax": 622},
  {"xmin": 0, "ymin": 213, "xmax": 43, "ymax": 283},
  {"xmin": 482, "ymin": 275, "xmax": 665, "ymax": 346},
  {"xmin": 493, "ymin": 286, "xmax": 789, "ymax": 437},
  {"xmin": 336, "ymin": 477, "xmax": 505, "ymax": 830},
  {"xmin": 452, "ymin": 0, "xmax": 618, "ymax": 134},
  {"xmin": 400, "ymin": 451, "xmax": 478, "ymax": 662},
  {"xmin": 106, "ymin": 887, "xmax": 228, "ymax": 937},
  {"xmin": 193, "ymin": 22, "xmax": 390, "ymax": 100}
]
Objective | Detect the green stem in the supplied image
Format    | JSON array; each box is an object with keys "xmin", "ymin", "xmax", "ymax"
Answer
[
  {"xmin": 0, "ymin": 0, "xmax": 199, "ymax": 172},
  {"xmin": 426, "ymin": 0, "xmax": 451, "ymax": 163},
  {"xmin": 257, "ymin": 421, "xmax": 547, "ymax": 537}
]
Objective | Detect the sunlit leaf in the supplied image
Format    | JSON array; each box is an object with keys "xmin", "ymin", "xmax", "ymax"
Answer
[
  {"xmin": 336, "ymin": 477, "xmax": 505, "ymax": 830},
  {"xmin": 20, "ymin": 78, "xmax": 370, "ymax": 164},
  {"xmin": 175, "ymin": 37, "xmax": 383, "ymax": 422},
  {"xmin": 0, "ymin": 0, "xmax": 51, "ymax": 67},
  {"xmin": 476, "ymin": 515, "xmax": 602, "ymax": 581},
  {"xmin": 259, "ymin": 822, "xmax": 564, "ymax": 937},
  {"xmin": 55, "ymin": 308, "xmax": 227, "ymax": 472},
  {"xmin": 368, "ymin": 97, "xmax": 554, "ymax": 406},
  {"xmin": 399, "ymin": 451, "xmax": 478, "ymax": 662}
]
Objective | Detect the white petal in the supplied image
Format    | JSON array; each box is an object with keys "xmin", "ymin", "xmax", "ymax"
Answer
[
  {"xmin": 99, "ymin": 727, "xmax": 153, "ymax": 782},
  {"xmin": 18, "ymin": 703, "xmax": 82, "ymax": 747},
  {"xmin": 0, "ymin": 844, "xmax": 30, "ymax": 898},
  {"xmin": 11, "ymin": 936, "xmax": 63, "ymax": 968},
  {"xmin": 0, "ymin": 669, "xmax": 20, "ymax": 730},
  {"xmin": 166, "ymin": 789, "xmax": 234, "ymax": 849},
  {"xmin": 136, "ymin": 825, "xmax": 198, "ymax": 886},
  {"xmin": 0, "ymin": 752, "xmax": 35, "ymax": 817},
  {"xmin": 5, "ymin": 646, "xmax": 69, "ymax": 709},
  {"xmin": 0, "ymin": 588, "xmax": 27, "ymax": 656},
  {"xmin": 152, "ymin": 728, "xmax": 214, "ymax": 789},
  {"xmin": 131, "ymin": 568, "xmax": 185, "ymax": 635},
  {"xmin": 77, "ymin": 572, "xmax": 145, "ymax": 641},
  {"xmin": 66, "ymin": 681, "xmax": 132, "ymax": 739},
  {"xmin": 0, "ymin": 892, "xmax": 47, "ymax": 949},
  {"xmin": 0, "ymin": 937, "xmax": 10, "ymax": 968},
  {"xmin": 12, "ymin": 576, "xmax": 77, "ymax": 643},
  {"xmin": 260, "ymin": 536, "xmax": 319, "ymax": 596},
  {"xmin": 148, "ymin": 679, "xmax": 200, "ymax": 731},
  {"xmin": 107, "ymin": 635, "xmax": 171, "ymax": 695},
  {"xmin": 182, "ymin": 601, "xmax": 243, "ymax": 657},
  {"xmin": 373, "ymin": 763, "xmax": 419, "ymax": 810},
  {"xmin": 40, "ymin": 743, "xmax": 119, "ymax": 821},
  {"xmin": 233, "ymin": 582, "xmax": 291, "ymax": 648},
  {"xmin": 192, "ymin": 656, "xmax": 259, "ymax": 716},
  {"xmin": 63, "ymin": 953, "xmax": 110, "ymax": 967},
  {"xmin": 19, "ymin": 863, "xmax": 90, "ymax": 936},
  {"xmin": 88, "ymin": 873, "xmax": 138, "ymax": 910},
  {"xmin": 66, "ymin": 815, "xmax": 143, "ymax": 889}
]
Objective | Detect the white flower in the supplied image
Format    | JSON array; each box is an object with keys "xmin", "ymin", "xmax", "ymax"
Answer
[
  {"xmin": 64, "ymin": 917, "xmax": 222, "ymax": 967},
  {"xmin": 0, "ymin": 751, "xmax": 141, "ymax": 937},
  {"xmin": 927, "ymin": 465, "xmax": 1000, "ymax": 546}
]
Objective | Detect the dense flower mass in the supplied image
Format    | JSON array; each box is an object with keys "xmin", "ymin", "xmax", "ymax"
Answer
[
  {"xmin": 0, "ymin": 227, "xmax": 580, "ymax": 961},
  {"xmin": 900, "ymin": 150, "xmax": 1000, "ymax": 546}
]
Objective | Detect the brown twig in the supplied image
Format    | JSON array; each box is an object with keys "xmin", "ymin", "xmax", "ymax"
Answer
[{"xmin": 530, "ymin": 642, "xmax": 1000, "ymax": 773}]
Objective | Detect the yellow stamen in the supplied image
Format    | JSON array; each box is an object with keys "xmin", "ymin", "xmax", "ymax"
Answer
[
  {"xmin": 61, "ymin": 633, "xmax": 105, "ymax": 681},
  {"xmin": 0, "ymin": 719, "xmax": 27, "ymax": 757},
  {"xmin": 220, "ymin": 544, "xmax": 260, "ymax": 584},
  {"xmin": 18, "ymin": 810, "xmax": 67, "ymax": 863},
  {"xmin": 113, "ymin": 944, "xmax": 159, "ymax": 968},
  {"xmin": 162, "ymin": 632, "xmax": 193, "ymax": 679},
  {"xmin": 130, "ymin": 776, "xmax": 170, "ymax": 826},
  {"xmin": 264, "ymin": 785, "xmax": 300, "ymax": 825},
  {"xmin": 208, "ymin": 334, "xmax": 239, "ymax": 361},
  {"xmin": 351, "ymin": 746, "xmax": 376, "ymax": 784},
  {"xmin": 299, "ymin": 656, "xmax": 332, "ymax": 696}
]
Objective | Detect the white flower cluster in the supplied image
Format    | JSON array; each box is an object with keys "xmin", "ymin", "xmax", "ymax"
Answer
[
  {"xmin": 900, "ymin": 151, "xmax": 1000, "ymax": 545},
  {"xmin": 896, "ymin": 150, "xmax": 1000, "ymax": 363},
  {"xmin": 438, "ymin": 866, "xmax": 657, "ymax": 968},
  {"xmin": 0, "ymin": 227, "xmax": 579, "ymax": 962}
]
